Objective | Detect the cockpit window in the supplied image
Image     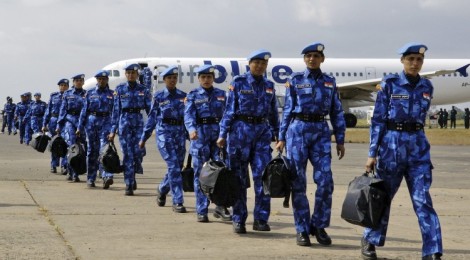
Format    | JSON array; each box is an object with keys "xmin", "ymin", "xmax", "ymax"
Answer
[{"xmin": 113, "ymin": 70, "xmax": 120, "ymax": 77}]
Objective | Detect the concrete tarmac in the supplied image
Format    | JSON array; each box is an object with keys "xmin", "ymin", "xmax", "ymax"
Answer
[{"xmin": 1, "ymin": 133, "xmax": 469, "ymax": 259}]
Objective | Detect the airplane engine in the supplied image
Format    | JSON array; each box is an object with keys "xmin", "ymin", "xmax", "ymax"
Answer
[{"xmin": 344, "ymin": 113, "xmax": 357, "ymax": 128}]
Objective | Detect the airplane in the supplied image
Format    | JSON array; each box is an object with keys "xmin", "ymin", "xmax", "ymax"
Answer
[{"xmin": 83, "ymin": 57, "xmax": 470, "ymax": 127}]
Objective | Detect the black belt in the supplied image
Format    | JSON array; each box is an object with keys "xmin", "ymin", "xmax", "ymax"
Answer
[
  {"xmin": 89, "ymin": 111, "xmax": 110, "ymax": 117},
  {"xmin": 235, "ymin": 115, "xmax": 266, "ymax": 124},
  {"xmin": 294, "ymin": 113, "xmax": 325, "ymax": 122},
  {"xmin": 122, "ymin": 108, "xmax": 142, "ymax": 113},
  {"xmin": 51, "ymin": 113, "xmax": 59, "ymax": 117},
  {"xmin": 162, "ymin": 118, "xmax": 183, "ymax": 125},
  {"xmin": 67, "ymin": 110, "xmax": 80, "ymax": 115},
  {"xmin": 196, "ymin": 117, "xmax": 221, "ymax": 124},
  {"xmin": 387, "ymin": 122, "xmax": 424, "ymax": 132}
]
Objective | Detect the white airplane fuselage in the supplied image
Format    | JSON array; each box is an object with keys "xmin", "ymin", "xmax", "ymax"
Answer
[{"xmin": 84, "ymin": 57, "xmax": 470, "ymax": 127}]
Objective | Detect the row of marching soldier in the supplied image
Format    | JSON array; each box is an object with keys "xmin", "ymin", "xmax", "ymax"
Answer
[{"xmin": 1, "ymin": 41, "xmax": 443, "ymax": 260}]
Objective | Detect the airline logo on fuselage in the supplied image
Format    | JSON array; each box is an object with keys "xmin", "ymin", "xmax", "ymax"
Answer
[{"xmin": 152, "ymin": 60, "xmax": 294, "ymax": 85}]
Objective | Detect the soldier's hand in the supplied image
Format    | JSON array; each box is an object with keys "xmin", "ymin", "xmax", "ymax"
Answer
[
  {"xmin": 108, "ymin": 132, "xmax": 115, "ymax": 141},
  {"xmin": 41, "ymin": 126, "xmax": 47, "ymax": 132},
  {"xmin": 336, "ymin": 144, "xmax": 345, "ymax": 160},
  {"xmin": 275, "ymin": 141, "xmax": 285, "ymax": 152},
  {"xmin": 138, "ymin": 141, "xmax": 145, "ymax": 149},
  {"xmin": 189, "ymin": 131, "xmax": 198, "ymax": 140},
  {"xmin": 55, "ymin": 128, "xmax": 60, "ymax": 134},
  {"xmin": 75, "ymin": 129, "xmax": 80, "ymax": 137},
  {"xmin": 365, "ymin": 157, "xmax": 376, "ymax": 173},
  {"xmin": 216, "ymin": 138, "xmax": 226, "ymax": 148}
]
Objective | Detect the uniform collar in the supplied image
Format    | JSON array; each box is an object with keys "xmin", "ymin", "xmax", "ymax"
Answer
[
  {"xmin": 247, "ymin": 72, "xmax": 266, "ymax": 85},
  {"xmin": 398, "ymin": 71, "xmax": 422, "ymax": 87},
  {"xmin": 162, "ymin": 87, "xmax": 178, "ymax": 98},
  {"xmin": 304, "ymin": 68, "xmax": 322, "ymax": 80}
]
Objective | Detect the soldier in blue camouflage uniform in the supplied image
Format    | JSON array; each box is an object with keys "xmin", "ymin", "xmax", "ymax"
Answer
[
  {"xmin": 276, "ymin": 42, "xmax": 346, "ymax": 247},
  {"xmin": 42, "ymin": 79, "xmax": 69, "ymax": 174},
  {"xmin": 2, "ymin": 97, "xmax": 16, "ymax": 135},
  {"xmin": 184, "ymin": 64, "xmax": 232, "ymax": 222},
  {"xmin": 57, "ymin": 74, "xmax": 87, "ymax": 182},
  {"xmin": 110, "ymin": 64, "xmax": 151, "ymax": 196},
  {"xmin": 25, "ymin": 93, "xmax": 47, "ymax": 134},
  {"xmin": 15, "ymin": 93, "xmax": 30, "ymax": 144},
  {"xmin": 139, "ymin": 66, "xmax": 188, "ymax": 212},
  {"xmin": 141, "ymin": 66, "xmax": 153, "ymax": 91},
  {"xmin": 77, "ymin": 70, "xmax": 114, "ymax": 189},
  {"xmin": 22, "ymin": 92, "xmax": 33, "ymax": 145},
  {"xmin": 362, "ymin": 43, "xmax": 443, "ymax": 260},
  {"xmin": 217, "ymin": 50, "xmax": 279, "ymax": 234}
]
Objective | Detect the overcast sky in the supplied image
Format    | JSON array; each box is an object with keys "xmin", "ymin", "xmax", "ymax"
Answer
[{"xmin": 1, "ymin": 0, "xmax": 469, "ymax": 104}]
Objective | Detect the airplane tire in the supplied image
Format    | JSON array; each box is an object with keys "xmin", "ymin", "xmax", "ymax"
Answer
[{"xmin": 344, "ymin": 113, "xmax": 357, "ymax": 128}]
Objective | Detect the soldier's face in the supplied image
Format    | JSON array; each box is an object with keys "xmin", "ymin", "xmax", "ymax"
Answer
[
  {"xmin": 125, "ymin": 70, "xmax": 139, "ymax": 82},
  {"xmin": 304, "ymin": 52, "xmax": 324, "ymax": 70},
  {"xmin": 59, "ymin": 83, "xmax": 69, "ymax": 93},
  {"xmin": 249, "ymin": 59, "xmax": 268, "ymax": 76},
  {"xmin": 96, "ymin": 77, "xmax": 109, "ymax": 88},
  {"xmin": 198, "ymin": 74, "xmax": 214, "ymax": 88},
  {"xmin": 73, "ymin": 78, "xmax": 84, "ymax": 89},
  {"xmin": 164, "ymin": 74, "xmax": 178, "ymax": 89},
  {"xmin": 21, "ymin": 96, "xmax": 27, "ymax": 102},
  {"xmin": 34, "ymin": 95, "xmax": 41, "ymax": 101},
  {"xmin": 401, "ymin": 54, "xmax": 424, "ymax": 76}
]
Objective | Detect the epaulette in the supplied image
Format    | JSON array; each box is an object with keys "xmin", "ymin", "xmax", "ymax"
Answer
[
  {"xmin": 290, "ymin": 72, "xmax": 304, "ymax": 78},
  {"xmin": 50, "ymin": 91, "xmax": 59, "ymax": 96},
  {"xmin": 322, "ymin": 73, "xmax": 334, "ymax": 80},
  {"xmin": 383, "ymin": 73, "xmax": 399, "ymax": 82},
  {"xmin": 232, "ymin": 74, "xmax": 246, "ymax": 81}
]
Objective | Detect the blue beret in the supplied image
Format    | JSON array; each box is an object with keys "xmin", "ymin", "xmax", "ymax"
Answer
[
  {"xmin": 161, "ymin": 66, "xmax": 179, "ymax": 78},
  {"xmin": 196, "ymin": 65, "xmax": 215, "ymax": 74},
  {"xmin": 124, "ymin": 63, "xmax": 141, "ymax": 71},
  {"xmin": 94, "ymin": 70, "xmax": 110, "ymax": 78},
  {"xmin": 301, "ymin": 42, "xmax": 325, "ymax": 54},
  {"xmin": 71, "ymin": 74, "xmax": 85, "ymax": 80},
  {"xmin": 398, "ymin": 42, "xmax": 428, "ymax": 55},
  {"xmin": 34, "ymin": 92, "xmax": 41, "ymax": 97},
  {"xmin": 247, "ymin": 49, "xmax": 271, "ymax": 61},
  {"xmin": 57, "ymin": 78, "xmax": 69, "ymax": 85},
  {"xmin": 24, "ymin": 92, "xmax": 31, "ymax": 96}
]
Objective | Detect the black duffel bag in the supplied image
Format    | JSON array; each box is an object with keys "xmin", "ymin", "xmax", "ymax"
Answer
[
  {"xmin": 181, "ymin": 153, "xmax": 194, "ymax": 192},
  {"xmin": 48, "ymin": 135, "xmax": 68, "ymax": 157},
  {"xmin": 67, "ymin": 140, "xmax": 87, "ymax": 175},
  {"xmin": 30, "ymin": 132, "xmax": 51, "ymax": 153},
  {"xmin": 262, "ymin": 153, "xmax": 292, "ymax": 208},
  {"xmin": 99, "ymin": 141, "xmax": 123, "ymax": 173},
  {"xmin": 341, "ymin": 172, "xmax": 389, "ymax": 229},
  {"xmin": 200, "ymin": 157, "xmax": 240, "ymax": 207}
]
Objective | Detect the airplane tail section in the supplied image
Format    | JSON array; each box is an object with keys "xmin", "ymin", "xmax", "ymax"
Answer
[{"xmin": 456, "ymin": 64, "xmax": 470, "ymax": 77}]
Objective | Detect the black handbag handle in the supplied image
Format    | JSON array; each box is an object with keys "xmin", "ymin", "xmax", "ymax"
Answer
[
  {"xmin": 109, "ymin": 141, "xmax": 118, "ymax": 153},
  {"xmin": 185, "ymin": 153, "xmax": 192, "ymax": 168},
  {"xmin": 364, "ymin": 169, "xmax": 377, "ymax": 178}
]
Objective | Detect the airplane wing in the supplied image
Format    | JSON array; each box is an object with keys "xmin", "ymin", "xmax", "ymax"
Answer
[{"xmin": 337, "ymin": 64, "xmax": 470, "ymax": 102}]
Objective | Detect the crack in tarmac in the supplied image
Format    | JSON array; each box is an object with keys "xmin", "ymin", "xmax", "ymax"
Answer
[{"xmin": 21, "ymin": 180, "xmax": 80, "ymax": 260}]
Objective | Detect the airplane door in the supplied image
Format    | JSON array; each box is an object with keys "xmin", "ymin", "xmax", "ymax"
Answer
[{"xmin": 365, "ymin": 67, "xmax": 376, "ymax": 79}]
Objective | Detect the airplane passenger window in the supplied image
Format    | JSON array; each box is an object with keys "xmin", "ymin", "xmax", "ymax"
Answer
[
  {"xmin": 342, "ymin": 72, "xmax": 345, "ymax": 77},
  {"xmin": 113, "ymin": 70, "xmax": 120, "ymax": 77},
  {"xmin": 354, "ymin": 72, "xmax": 357, "ymax": 77},
  {"xmin": 360, "ymin": 72, "xmax": 363, "ymax": 77},
  {"xmin": 336, "ymin": 72, "xmax": 339, "ymax": 77},
  {"xmin": 348, "ymin": 72, "xmax": 351, "ymax": 76}
]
